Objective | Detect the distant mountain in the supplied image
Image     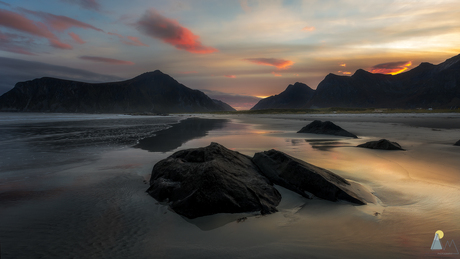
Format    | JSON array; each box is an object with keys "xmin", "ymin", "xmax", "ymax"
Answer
[
  {"xmin": 250, "ymin": 82, "xmax": 315, "ymax": 110},
  {"xmin": 251, "ymin": 53, "xmax": 460, "ymax": 110},
  {"xmin": 0, "ymin": 70, "xmax": 236, "ymax": 113}
]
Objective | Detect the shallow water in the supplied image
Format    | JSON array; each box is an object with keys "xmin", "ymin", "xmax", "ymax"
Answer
[{"xmin": 1, "ymin": 113, "xmax": 460, "ymax": 258}]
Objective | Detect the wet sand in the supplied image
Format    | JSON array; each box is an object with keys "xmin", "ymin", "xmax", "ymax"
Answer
[{"xmin": 1, "ymin": 113, "xmax": 460, "ymax": 258}]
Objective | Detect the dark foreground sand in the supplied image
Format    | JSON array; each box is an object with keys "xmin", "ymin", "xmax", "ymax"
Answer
[{"xmin": 1, "ymin": 113, "xmax": 460, "ymax": 258}]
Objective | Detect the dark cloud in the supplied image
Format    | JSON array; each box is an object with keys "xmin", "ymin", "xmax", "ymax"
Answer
[
  {"xmin": 136, "ymin": 9, "xmax": 217, "ymax": 54},
  {"xmin": 0, "ymin": 57, "xmax": 125, "ymax": 95},
  {"xmin": 60, "ymin": 0, "xmax": 101, "ymax": 11},
  {"xmin": 79, "ymin": 56, "xmax": 134, "ymax": 65}
]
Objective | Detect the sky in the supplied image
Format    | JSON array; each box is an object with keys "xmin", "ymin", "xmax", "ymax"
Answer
[{"xmin": 0, "ymin": 0, "xmax": 459, "ymax": 110}]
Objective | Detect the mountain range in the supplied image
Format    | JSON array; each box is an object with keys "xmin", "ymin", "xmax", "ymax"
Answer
[
  {"xmin": 0, "ymin": 70, "xmax": 235, "ymax": 113},
  {"xmin": 251, "ymin": 53, "xmax": 460, "ymax": 110}
]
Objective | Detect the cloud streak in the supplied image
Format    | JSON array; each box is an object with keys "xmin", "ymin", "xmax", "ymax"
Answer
[
  {"xmin": 79, "ymin": 56, "xmax": 134, "ymax": 65},
  {"xmin": 0, "ymin": 9, "xmax": 72, "ymax": 49},
  {"xmin": 20, "ymin": 8, "xmax": 103, "ymax": 32},
  {"xmin": 60, "ymin": 0, "xmax": 101, "ymax": 11},
  {"xmin": 368, "ymin": 61, "xmax": 412, "ymax": 75},
  {"xmin": 136, "ymin": 9, "xmax": 217, "ymax": 54},
  {"xmin": 68, "ymin": 32, "xmax": 85, "ymax": 44},
  {"xmin": 245, "ymin": 58, "xmax": 294, "ymax": 69},
  {"xmin": 224, "ymin": 75, "xmax": 236, "ymax": 78}
]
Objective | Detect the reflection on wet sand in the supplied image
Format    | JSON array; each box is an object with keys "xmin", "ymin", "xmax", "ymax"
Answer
[
  {"xmin": 305, "ymin": 139, "xmax": 353, "ymax": 151},
  {"xmin": 134, "ymin": 118, "xmax": 228, "ymax": 152}
]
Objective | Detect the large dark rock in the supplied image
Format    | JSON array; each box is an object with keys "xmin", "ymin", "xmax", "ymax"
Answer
[
  {"xmin": 357, "ymin": 139, "xmax": 404, "ymax": 150},
  {"xmin": 0, "ymin": 70, "xmax": 236, "ymax": 113},
  {"xmin": 147, "ymin": 142, "xmax": 281, "ymax": 219},
  {"xmin": 297, "ymin": 120, "xmax": 358, "ymax": 138},
  {"xmin": 454, "ymin": 140, "xmax": 460, "ymax": 146},
  {"xmin": 252, "ymin": 149, "xmax": 367, "ymax": 205}
]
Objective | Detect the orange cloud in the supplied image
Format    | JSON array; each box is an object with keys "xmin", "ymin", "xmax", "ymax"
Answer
[
  {"xmin": 338, "ymin": 71, "xmax": 351, "ymax": 75},
  {"xmin": 339, "ymin": 63, "xmax": 346, "ymax": 67},
  {"xmin": 224, "ymin": 75, "xmax": 236, "ymax": 78},
  {"xmin": 0, "ymin": 9, "xmax": 72, "ymax": 49},
  {"xmin": 245, "ymin": 58, "xmax": 294, "ymax": 69},
  {"xmin": 369, "ymin": 61, "xmax": 412, "ymax": 75},
  {"xmin": 271, "ymin": 71, "xmax": 282, "ymax": 77},
  {"xmin": 302, "ymin": 26, "xmax": 315, "ymax": 32},
  {"xmin": 68, "ymin": 32, "xmax": 85, "ymax": 44},
  {"xmin": 79, "ymin": 56, "xmax": 134, "ymax": 65},
  {"xmin": 136, "ymin": 9, "xmax": 217, "ymax": 54}
]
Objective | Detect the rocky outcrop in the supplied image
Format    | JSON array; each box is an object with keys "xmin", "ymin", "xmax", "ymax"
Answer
[
  {"xmin": 297, "ymin": 120, "xmax": 358, "ymax": 138},
  {"xmin": 357, "ymin": 139, "xmax": 404, "ymax": 150},
  {"xmin": 252, "ymin": 149, "xmax": 367, "ymax": 205},
  {"xmin": 454, "ymin": 140, "xmax": 460, "ymax": 146},
  {"xmin": 251, "ymin": 82, "xmax": 315, "ymax": 110},
  {"xmin": 146, "ymin": 142, "xmax": 281, "ymax": 219},
  {"xmin": 0, "ymin": 70, "xmax": 236, "ymax": 113}
]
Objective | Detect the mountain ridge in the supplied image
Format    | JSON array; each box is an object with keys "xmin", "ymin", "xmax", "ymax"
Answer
[
  {"xmin": 251, "ymin": 53, "xmax": 460, "ymax": 110},
  {"xmin": 0, "ymin": 70, "xmax": 236, "ymax": 113}
]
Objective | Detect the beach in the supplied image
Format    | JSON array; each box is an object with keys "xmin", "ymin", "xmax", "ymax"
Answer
[{"xmin": 1, "ymin": 112, "xmax": 460, "ymax": 258}]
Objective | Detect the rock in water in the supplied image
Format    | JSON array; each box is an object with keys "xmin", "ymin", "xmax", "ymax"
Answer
[
  {"xmin": 297, "ymin": 120, "xmax": 358, "ymax": 138},
  {"xmin": 252, "ymin": 149, "xmax": 367, "ymax": 205},
  {"xmin": 455, "ymin": 140, "xmax": 460, "ymax": 146},
  {"xmin": 147, "ymin": 142, "xmax": 281, "ymax": 219},
  {"xmin": 357, "ymin": 139, "xmax": 404, "ymax": 150}
]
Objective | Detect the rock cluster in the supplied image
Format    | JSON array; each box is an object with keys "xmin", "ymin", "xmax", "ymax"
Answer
[{"xmin": 147, "ymin": 142, "xmax": 371, "ymax": 219}]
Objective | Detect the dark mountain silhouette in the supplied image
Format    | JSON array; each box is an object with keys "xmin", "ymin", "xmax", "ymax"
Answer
[
  {"xmin": 251, "ymin": 82, "xmax": 315, "ymax": 110},
  {"xmin": 0, "ymin": 70, "xmax": 236, "ymax": 113},
  {"xmin": 251, "ymin": 53, "xmax": 460, "ymax": 110}
]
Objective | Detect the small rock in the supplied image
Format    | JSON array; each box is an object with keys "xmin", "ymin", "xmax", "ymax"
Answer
[
  {"xmin": 357, "ymin": 139, "xmax": 404, "ymax": 150},
  {"xmin": 297, "ymin": 120, "xmax": 358, "ymax": 138},
  {"xmin": 454, "ymin": 140, "xmax": 460, "ymax": 146}
]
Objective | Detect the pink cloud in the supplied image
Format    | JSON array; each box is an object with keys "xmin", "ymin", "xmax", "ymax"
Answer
[
  {"xmin": 224, "ymin": 75, "xmax": 236, "ymax": 78},
  {"xmin": 107, "ymin": 32, "xmax": 148, "ymax": 47},
  {"xmin": 0, "ymin": 9, "xmax": 72, "ymax": 50},
  {"xmin": 79, "ymin": 56, "xmax": 134, "ymax": 65},
  {"xmin": 122, "ymin": 36, "xmax": 148, "ymax": 46},
  {"xmin": 245, "ymin": 58, "xmax": 294, "ymax": 69},
  {"xmin": 19, "ymin": 8, "xmax": 103, "ymax": 32},
  {"xmin": 136, "ymin": 9, "xmax": 217, "ymax": 54},
  {"xmin": 60, "ymin": 0, "xmax": 101, "ymax": 11},
  {"xmin": 302, "ymin": 26, "xmax": 315, "ymax": 32},
  {"xmin": 68, "ymin": 32, "xmax": 85, "ymax": 44}
]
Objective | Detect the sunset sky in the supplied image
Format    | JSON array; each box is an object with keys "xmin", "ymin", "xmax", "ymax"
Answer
[{"xmin": 1, "ymin": 0, "xmax": 459, "ymax": 109}]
